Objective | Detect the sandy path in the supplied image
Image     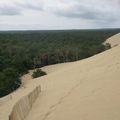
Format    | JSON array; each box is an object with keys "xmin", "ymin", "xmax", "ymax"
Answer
[{"xmin": 25, "ymin": 39, "xmax": 120, "ymax": 120}]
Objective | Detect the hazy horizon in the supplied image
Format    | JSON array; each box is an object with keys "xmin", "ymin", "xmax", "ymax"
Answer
[{"xmin": 0, "ymin": 28, "xmax": 120, "ymax": 32}]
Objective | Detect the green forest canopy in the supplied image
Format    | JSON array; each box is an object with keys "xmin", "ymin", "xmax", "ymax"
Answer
[{"xmin": 0, "ymin": 29, "xmax": 120, "ymax": 97}]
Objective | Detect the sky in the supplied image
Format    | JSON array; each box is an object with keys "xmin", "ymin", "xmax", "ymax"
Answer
[{"xmin": 0, "ymin": 0, "xmax": 120, "ymax": 30}]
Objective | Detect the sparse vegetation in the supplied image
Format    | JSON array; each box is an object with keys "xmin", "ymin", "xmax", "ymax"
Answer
[
  {"xmin": 0, "ymin": 29, "xmax": 120, "ymax": 97},
  {"xmin": 104, "ymin": 43, "xmax": 111, "ymax": 50},
  {"xmin": 32, "ymin": 69, "xmax": 46, "ymax": 78}
]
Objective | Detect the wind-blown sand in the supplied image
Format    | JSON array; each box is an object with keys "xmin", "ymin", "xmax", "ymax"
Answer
[{"xmin": 0, "ymin": 33, "xmax": 120, "ymax": 120}]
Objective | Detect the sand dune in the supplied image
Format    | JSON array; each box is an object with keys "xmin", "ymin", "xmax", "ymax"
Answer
[
  {"xmin": 0, "ymin": 33, "xmax": 120, "ymax": 120},
  {"xmin": 25, "ymin": 33, "xmax": 120, "ymax": 120}
]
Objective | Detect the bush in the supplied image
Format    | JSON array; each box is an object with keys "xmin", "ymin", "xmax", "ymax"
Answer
[
  {"xmin": 32, "ymin": 69, "xmax": 46, "ymax": 78},
  {"xmin": 104, "ymin": 43, "xmax": 111, "ymax": 50}
]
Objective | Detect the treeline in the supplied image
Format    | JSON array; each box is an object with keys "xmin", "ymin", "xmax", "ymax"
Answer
[{"xmin": 0, "ymin": 29, "xmax": 120, "ymax": 97}]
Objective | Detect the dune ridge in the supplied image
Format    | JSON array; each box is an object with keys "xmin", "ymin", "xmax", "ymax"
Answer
[
  {"xmin": 0, "ymin": 33, "xmax": 120, "ymax": 120},
  {"xmin": 0, "ymin": 79, "xmax": 41, "ymax": 120},
  {"xmin": 9, "ymin": 86, "xmax": 41, "ymax": 120}
]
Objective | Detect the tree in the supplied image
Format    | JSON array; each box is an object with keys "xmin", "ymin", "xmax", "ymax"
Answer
[{"xmin": 0, "ymin": 68, "xmax": 21, "ymax": 97}]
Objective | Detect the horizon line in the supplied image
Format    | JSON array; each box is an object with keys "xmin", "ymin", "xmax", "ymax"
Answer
[{"xmin": 0, "ymin": 28, "xmax": 120, "ymax": 32}]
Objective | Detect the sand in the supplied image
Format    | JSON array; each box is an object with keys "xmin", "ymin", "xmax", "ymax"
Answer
[
  {"xmin": 0, "ymin": 33, "xmax": 120, "ymax": 120},
  {"xmin": 25, "ymin": 33, "xmax": 120, "ymax": 120},
  {"xmin": 21, "ymin": 62, "xmax": 71, "ymax": 86}
]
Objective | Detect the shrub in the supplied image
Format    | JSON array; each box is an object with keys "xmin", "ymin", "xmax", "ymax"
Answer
[
  {"xmin": 32, "ymin": 69, "xmax": 46, "ymax": 78},
  {"xmin": 104, "ymin": 43, "xmax": 111, "ymax": 50}
]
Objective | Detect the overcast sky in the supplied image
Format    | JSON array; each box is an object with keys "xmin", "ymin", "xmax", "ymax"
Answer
[{"xmin": 0, "ymin": 0, "xmax": 120, "ymax": 30}]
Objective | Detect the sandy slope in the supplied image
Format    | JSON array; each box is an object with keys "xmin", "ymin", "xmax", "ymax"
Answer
[
  {"xmin": 21, "ymin": 62, "xmax": 71, "ymax": 85},
  {"xmin": 24, "ymin": 34, "xmax": 120, "ymax": 120},
  {"xmin": 0, "ymin": 33, "xmax": 120, "ymax": 120},
  {"xmin": 105, "ymin": 33, "xmax": 120, "ymax": 47}
]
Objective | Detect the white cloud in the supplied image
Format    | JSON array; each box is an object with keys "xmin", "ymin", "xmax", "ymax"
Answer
[
  {"xmin": 0, "ymin": 5, "xmax": 20, "ymax": 15},
  {"xmin": 14, "ymin": 0, "xmax": 44, "ymax": 11},
  {"xmin": 0, "ymin": 0, "xmax": 44, "ymax": 16},
  {"xmin": 0, "ymin": 0, "xmax": 120, "ymax": 30}
]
